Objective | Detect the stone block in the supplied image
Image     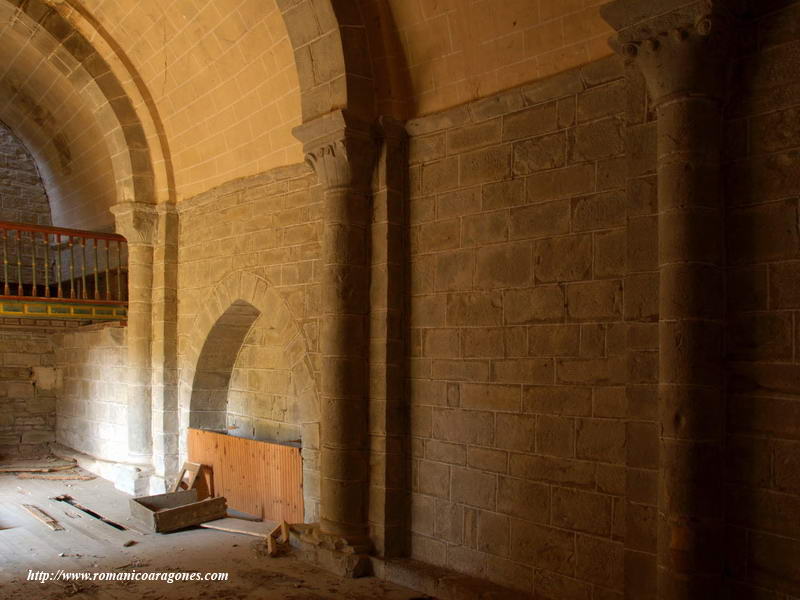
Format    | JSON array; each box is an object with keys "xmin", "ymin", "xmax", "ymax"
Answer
[
  {"xmin": 467, "ymin": 447, "xmax": 508, "ymax": 474},
  {"xmin": 475, "ymin": 243, "xmax": 532, "ymax": 289},
  {"xmin": 536, "ymin": 415, "xmax": 575, "ymax": 458},
  {"xmin": 451, "ymin": 467, "xmax": 497, "ymax": 509},
  {"xmin": 556, "ymin": 356, "xmax": 626, "ymax": 385},
  {"xmin": 460, "ymin": 145, "xmax": 512, "ymax": 186},
  {"xmin": 409, "ymin": 133, "xmax": 446, "ymax": 165},
  {"xmin": 431, "ymin": 359, "xmax": 491, "ymax": 383},
  {"xmin": 523, "ymin": 385, "xmax": 592, "ymax": 416},
  {"xmin": 411, "ymin": 494, "xmax": 435, "ymax": 536},
  {"xmin": 498, "ymin": 477, "xmax": 549, "ymax": 523},
  {"xmin": 557, "ymin": 97, "xmax": 576, "ymax": 129},
  {"xmin": 426, "ymin": 440, "xmax": 466, "ymax": 466},
  {"xmin": 509, "ymin": 454, "xmax": 596, "ymax": 489},
  {"xmin": 594, "ymin": 229, "xmax": 628, "ymax": 278},
  {"xmin": 575, "ymin": 535, "xmax": 623, "ymax": 590},
  {"xmin": 526, "ymin": 164, "xmax": 596, "ymax": 204},
  {"xmin": 552, "ymin": 488, "xmax": 612, "ymax": 536},
  {"xmin": 535, "ymin": 235, "xmax": 592, "ymax": 283},
  {"xmin": 434, "ymin": 499, "xmax": 464, "ymax": 544},
  {"xmin": 437, "ymin": 188, "xmax": 481, "ymax": 219},
  {"xmin": 462, "ymin": 210, "xmax": 509, "ymax": 246},
  {"xmin": 593, "ymin": 387, "xmax": 626, "ymax": 419},
  {"xmin": 512, "ymin": 133, "xmax": 566, "ymax": 175},
  {"xmin": 422, "ymin": 157, "xmax": 459, "ymax": 195},
  {"xmin": 482, "ymin": 179, "xmax": 525, "ymax": 210},
  {"xmin": 417, "ymin": 460, "xmax": 450, "ymax": 498},
  {"xmin": 566, "ymin": 280, "xmax": 623, "ymax": 321},
  {"xmin": 534, "ymin": 570, "xmax": 591, "ymax": 600},
  {"xmin": 495, "ymin": 413, "xmax": 536, "ymax": 452},
  {"xmin": 569, "ymin": 117, "xmax": 624, "ymax": 162},
  {"xmin": 462, "ymin": 328, "xmax": 504, "ymax": 358},
  {"xmin": 624, "ymin": 273, "xmax": 658, "ymax": 322},
  {"xmin": 509, "ymin": 200, "xmax": 571, "ymax": 240},
  {"xmin": 577, "ymin": 81, "xmax": 625, "ymax": 122},
  {"xmin": 447, "ymin": 119, "xmax": 502, "ymax": 154},
  {"xmin": 417, "ymin": 219, "xmax": 461, "ymax": 253},
  {"xmin": 492, "ymin": 358, "xmax": 553, "ymax": 385},
  {"xmin": 447, "ymin": 292, "xmax": 503, "ymax": 326},
  {"xmin": 527, "ymin": 324, "xmax": 580, "ymax": 357},
  {"xmin": 461, "ymin": 383, "xmax": 521, "ymax": 412},
  {"xmin": 432, "ymin": 408, "xmax": 494, "ymax": 445},
  {"xmin": 571, "ymin": 190, "xmax": 626, "ymax": 232},
  {"xmin": 509, "ymin": 520, "xmax": 574, "ymax": 574},
  {"xmin": 502, "ymin": 102, "xmax": 558, "ymax": 141},
  {"xmin": 435, "ymin": 250, "xmax": 475, "ymax": 292},
  {"xmin": 576, "ymin": 419, "xmax": 626, "ymax": 464},
  {"xmin": 597, "ymin": 157, "xmax": 626, "ymax": 191},
  {"xmin": 477, "ymin": 510, "xmax": 510, "ymax": 557},
  {"xmin": 504, "ymin": 286, "xmax": 565, "ymax": 325}
]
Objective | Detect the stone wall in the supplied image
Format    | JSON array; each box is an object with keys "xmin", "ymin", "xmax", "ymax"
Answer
[
  {"xmin": 0, "ymin": 121, "xmax": 51, "ymax": 225},
  {"xmin": 722, "ymin": 4, "xmax": 800, "ymax": 597},
  {"xmin": 406, "ymin": 55, "xmax": 629, "ymax": 594},
  {"xmin": 54, "ymin": 323, "xmax": 128, "ymax": 463},
  {"xmin": 0, "ymin": 326, "xmax": 59, "ymax": 458},
  {"xmin": 177, "ymin": 163, "xmax": 323, "ymax": 521}
]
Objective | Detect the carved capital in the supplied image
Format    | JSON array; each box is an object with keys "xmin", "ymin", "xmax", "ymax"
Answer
[
  {"xmin": 111, "ymin": 201, "xmax": 158, "ymax": 246},
  {"xmin": 602, "ymin": 0, "xmax": 741, "ymax": 105},
  {"xmin": 293, "ymin": 110, "xmax": 378, "ymax": 193}
]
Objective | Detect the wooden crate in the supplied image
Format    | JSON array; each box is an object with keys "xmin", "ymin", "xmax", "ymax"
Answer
[{"xmin": 130, "ymin": 489, "xmax": 227, "ymax": 533}]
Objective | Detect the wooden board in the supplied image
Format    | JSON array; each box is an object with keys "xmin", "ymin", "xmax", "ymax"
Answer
[
  {"xmin": 199, "ymin": 517, "xmax": 276, "ymax": 538},
  {"xmin": 187, "ymin": 429, "xmax": 303, "ymax": 523},
  {"xmin": 21, "ymin": 504, "xmax": 64, "ymax": 531}
]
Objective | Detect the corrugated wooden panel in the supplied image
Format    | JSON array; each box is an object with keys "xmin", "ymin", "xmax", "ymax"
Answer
[{"xmin": 187, "ymin": 429, "xmax": 303, "ymax": 523}]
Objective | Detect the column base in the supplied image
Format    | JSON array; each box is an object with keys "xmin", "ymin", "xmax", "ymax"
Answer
[{"xmin": 288, "ymin": 523, "xmax": 372, "ymax": 578}]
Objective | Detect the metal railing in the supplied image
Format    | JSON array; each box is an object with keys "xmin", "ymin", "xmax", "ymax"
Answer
[{"xmin": 0, "ymin": 220, "xmax": 128, "ymax": 307}]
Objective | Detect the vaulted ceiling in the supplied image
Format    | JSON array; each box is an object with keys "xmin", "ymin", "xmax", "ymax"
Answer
[{"xmin": 0, "ymin": 0, "xmax": 611, "ymax": 230}]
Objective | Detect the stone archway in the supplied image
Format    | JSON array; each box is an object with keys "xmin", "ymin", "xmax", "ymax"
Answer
[{"xmin": 179, "ymin": 270, "xmax": 321, "ymax": 521}]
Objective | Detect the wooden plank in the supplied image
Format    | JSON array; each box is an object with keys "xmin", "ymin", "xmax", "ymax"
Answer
[
  {"xmin": 0, "ymin": 461, "xmax": 77, "ymax": 473},
  {"xmin": 171, "ymin": 461, "xmax": 202, "ymax": 493},
  {"xmin": 17, "ymin": 471, "xmax": 95, "ymax": 480},
  {"xmin": 21, "ymin": 504, "xmax": 64, "ymax": 531},
  {"xmin": 199, "ymin": 517, "xmax": 276, "ymax": 538}
]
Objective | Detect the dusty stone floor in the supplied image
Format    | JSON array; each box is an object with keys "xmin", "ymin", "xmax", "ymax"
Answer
[{"xmin": 0, "ymin": 469, "xmax": 426, "ymax": 600}]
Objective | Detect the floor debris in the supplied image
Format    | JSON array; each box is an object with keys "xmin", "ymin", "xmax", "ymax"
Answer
[
  {"xmin": 16, "ymin": 470, "xmax": 95, "ymax": 481},
  {"xmin": 0, "ymin": 457, "xmax": 78, "ymax": 473},
  {"xmin": 53, "ymin": 494, "xmax": 128, "ymax": 531},
  {"xmin": 21, "ymin": 504, "xmax": 64, "ymax": 531}
]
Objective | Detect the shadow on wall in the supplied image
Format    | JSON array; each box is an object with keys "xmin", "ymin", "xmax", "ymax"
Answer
[{"xmin": 189, "ymin": 299, "xmax": 260, "ymax": 433}]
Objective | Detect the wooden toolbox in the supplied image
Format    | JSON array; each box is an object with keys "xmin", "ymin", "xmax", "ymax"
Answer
[{"xmin": 130, "ymin": 489, "xmax": 227, "ymax": 533}]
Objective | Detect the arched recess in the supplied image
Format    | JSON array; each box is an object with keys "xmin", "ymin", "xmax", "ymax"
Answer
[
  {"xmin": 179, "ymin": 270, "xmax": 321, "ymax": 520},
  {"xmin": 0, "ymin": 0, "xmax": 170, "ymax": 228},
  {"xmin": 189, "ymin": 300, "xmax": 261, "ymax": 432}
]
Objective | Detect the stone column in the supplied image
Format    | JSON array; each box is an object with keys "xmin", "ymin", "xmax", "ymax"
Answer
[
  {"xmin": 150, "ymin": 203, "xmax": 179, "ymax": 488},
  {"xmin": 602, "ymin": 1, "xmax": 736, "ymax": 596},
  {"xmin": 294, "ymin": 111, "xmax": 377, "ymax": 542},
  {"xmin": 111, "ymin": 201, "xmax": 157, "ymax": 467}
]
